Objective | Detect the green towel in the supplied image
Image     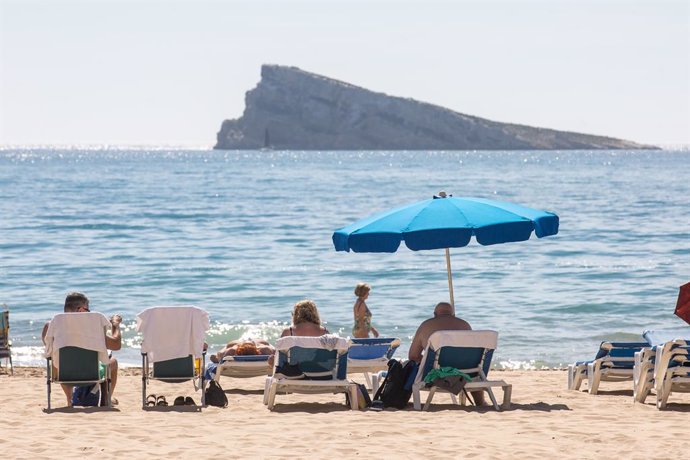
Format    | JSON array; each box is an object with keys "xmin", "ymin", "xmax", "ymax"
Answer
[{"xmin": 423, "ymin": 366, "xmax": 472, "ymax": 384}]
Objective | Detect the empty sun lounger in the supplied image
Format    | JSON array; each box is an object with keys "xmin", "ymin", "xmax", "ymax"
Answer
[
  {"xmin": 263, "ymin": 335, "xmax": 357, "ymax": 410},
  {"xmin": 347, "ymin": 337, "xmax": 400, "ymax": 393},
  {"xmin": 567, "ymin": 341, "xmax": 648, "ymax": 394},
  {"xmin": 411, "ymin": 330, "xmax": 511, "ymax": 411},
  {"xmin": 137, "ymin": 306, "xmax": 210, "ymax": 409}
]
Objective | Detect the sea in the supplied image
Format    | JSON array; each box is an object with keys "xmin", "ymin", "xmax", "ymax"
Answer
[{"xmin": 1, "ymin": 148, "xmax": 688, "ymax": 369}]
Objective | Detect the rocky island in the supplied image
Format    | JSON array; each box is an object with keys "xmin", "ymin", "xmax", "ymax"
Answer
[{"xmin": 215, "ymin": 65, "xmax": 655, "ymax": 150}]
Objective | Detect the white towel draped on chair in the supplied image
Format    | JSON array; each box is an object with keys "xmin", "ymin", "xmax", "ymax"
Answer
[
  {"xmin": 136, "ymin": 306, "xmax": 209, "ymax": 364},
  {"xmin": 44, "ymin": 312, "xmax": 110, "ymax": 370}
]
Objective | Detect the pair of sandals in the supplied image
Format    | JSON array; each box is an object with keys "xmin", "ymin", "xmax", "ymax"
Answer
[
  {"xmin": 173, "ymin": 396, "xmax": 197, "ymax": 406},
  {"xmin": 146, "ymin": 394, "xmax": 196, "ymax": 406},
  {"xmin": 146, "ymin": 394, "xmax": 169, "ymax": 406}
]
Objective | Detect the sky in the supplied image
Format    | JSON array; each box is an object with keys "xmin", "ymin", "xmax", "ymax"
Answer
[{"xmin": 0, "ymin": 0, "xmax": 688, "ymax": 147}]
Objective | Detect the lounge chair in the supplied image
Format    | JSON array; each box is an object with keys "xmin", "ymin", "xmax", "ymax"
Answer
[
  {"xmin": 263, "ymin": 335, "xmax": 358, "ymax": 410},
  {"xmin": 136, "ymin": 306, "xmax": 209, "ymax": 409},
  {"xmin": 43, "ymin": 312, "xmax": 114, "ymax": 410},
  {"xmin": 347, "ymin": 337, "xmax": 400, "ymax": 393},
  {"xmin": 215, "ymin": 354, "xmax": 272, "ymax": 383},
  {"xmin": 634, "ymin": 329, "xmax": 690, "ymax": 409},
  {"xmin": 411, "ymin": 330, "xmax": 511, "ymax": 411},
  {"xmin": 0, "ymin": 304, "xmax": 12, "ymax": 375},
  {"xmin": 567, "ymin": 341, "xmax": 648, "ymax": 394}
]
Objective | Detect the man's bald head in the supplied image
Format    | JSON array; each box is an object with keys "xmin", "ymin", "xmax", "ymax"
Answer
[{"xmin": 433, "ymin": 302, "xmax": 455, "ymax": 317}]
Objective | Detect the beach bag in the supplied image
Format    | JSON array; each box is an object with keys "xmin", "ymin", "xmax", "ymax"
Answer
[
  {"xmin": 205, "ymin": 380, "xmax": 228, "ymax": 408},
  {"xmin": 346, "ymin": 382, "xmax": 372, "ymax": 410},
  {"xmin": 372, "ymin": 359, "xmax": 418, "ymax": 409},
  {"xmin": 72, "ymin": 384, "xmax": 101, "ymax": 407}
]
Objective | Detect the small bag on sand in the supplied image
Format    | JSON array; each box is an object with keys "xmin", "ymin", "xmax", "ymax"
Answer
[
  {"xmin": 345, "ymin": 382, "xmax": 372, "ymax": 410},
  {"xmin": 205, "ymin": 380, "xmax": 228, "ymax": 408}
]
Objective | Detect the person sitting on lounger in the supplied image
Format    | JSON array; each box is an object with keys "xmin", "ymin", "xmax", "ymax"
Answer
[
  {"xmin": 209, "ymin": 338, "xmax": 275, "ymax": 363},
  {"xmin": 280, "ymin": 299, "xmax": 329, "ymax": 337},
  {"xmin": 267, "ymin": 299, "xmax": 329, "ymax": 367},
  {"xmin": 408, "ymin": 301, "xmax": 485, "ymax": 405},
  {"xmin": 41, "ymin": 291, "xmax": 122, "ymax": 406}
]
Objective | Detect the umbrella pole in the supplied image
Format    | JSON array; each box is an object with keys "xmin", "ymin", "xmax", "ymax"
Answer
[{"xmin": 445, "ymin": 248, "xmax": 455, "ymax": 309}]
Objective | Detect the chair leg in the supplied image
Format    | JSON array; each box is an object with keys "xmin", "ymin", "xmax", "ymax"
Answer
[
  {"xmin": 263, "ymin": 377, "xmax": 272, "ymax": 405},
  {"xmin": 452, "ymin": 393, "xmax": 459, "ymax": 405},
  {"xmin": 46, "ymin": 359, "xmax": 52, "ymax": 410},
  {"xmin": 412, "ymin": 383, "xmax": 422, "ymax": 410},
  {"xmin": 266, "ymin": 382, "xmax": 278, "ymax": 410},
  {"xmin": 423, "ymin": 387, "xmax": 436, "ymax": 411},
  {"xmin": 656, "ymin": 375, "xmax": 672, "ymax": 410},
  {"xmin": 371, "ymin": 373, "xmax": 380, "ymax": 395},
  {"xmin": 363, "ymin": 372, "xmax": 373, "ymax": 390},
  {"xmin": 501, "ymin": 384, "xmax": 512, "ymax": 410},
  {"xmin": 141, "ymin": 353, "xmax": 148, "ymax": 409},
  {"xmin": 587, "ymin": 363, "xmax": 601, "ymax": 395},
  {"xmin": 486, "ymin": 387, "xmax": 500, "ymax": 411},
  {"xmin": 348, "ymin": 384, "xmax": 358, "ymax": 410}
]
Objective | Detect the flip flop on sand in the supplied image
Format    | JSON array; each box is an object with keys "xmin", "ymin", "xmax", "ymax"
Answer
[
  {"xmin": 173, "ymin": 396, "xmax": 186, "ymax": 406},
  {"xmin": 146, "ymin": 394, "xmax": 157, "ymax": 406},
  {"xmin": 156, "ymin": 395, "xmax": 168, "ymax": 406},
  {"xmin": 184, "ymin": 397, "xmax": 196, "ymax": 406}
]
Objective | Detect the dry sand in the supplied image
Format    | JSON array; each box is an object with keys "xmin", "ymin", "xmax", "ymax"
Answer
[{"xmin": 1, "ymin": 367, "xmax": 688, "ymax": 459}]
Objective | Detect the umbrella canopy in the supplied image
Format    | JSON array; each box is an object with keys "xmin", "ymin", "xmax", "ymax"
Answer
[
  {"xmin": 674, "ymin": 281, "xmax": 690, "ymax": 326},
  {"xmin": 332, "ymin": 192, "xmax": 559, "ymax": 306}
]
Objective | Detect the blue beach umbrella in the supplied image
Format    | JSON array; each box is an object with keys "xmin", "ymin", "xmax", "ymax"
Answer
[{"xmin": 332, "ymin": 192, "xmax": 559, "ymax": 307}]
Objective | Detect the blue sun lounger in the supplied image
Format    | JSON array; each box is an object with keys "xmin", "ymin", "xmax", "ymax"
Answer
[
  {"xmin": 215, "ymin": 354, "xmax": 272, "ymax": 382},
  {"xmin": 347, "ymin": 337, "xmax": 400, "ymax": 393},
  {"xmin": 567, "ymin": 341, "xmax": 648, "ymax": 394}
]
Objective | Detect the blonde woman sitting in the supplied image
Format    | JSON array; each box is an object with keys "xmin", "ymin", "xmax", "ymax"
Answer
[{"xmin": 268, "ymin": 299, "xmax": 329, "ymax": 367}]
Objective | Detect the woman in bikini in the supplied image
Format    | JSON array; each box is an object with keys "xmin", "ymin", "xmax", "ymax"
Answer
[{"xmin": 352, "ymin": 282, "xmax": 379, "ymax": 338}]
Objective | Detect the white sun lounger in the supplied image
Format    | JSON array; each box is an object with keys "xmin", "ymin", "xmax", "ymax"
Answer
[
  {"xmin": 263, "ymin": 335, "xmax": 357, "ymax": 410},
  {"xmin": 215, "ymin": 354, "xmax": 272, "ymax": 382},
  {"xmin": 412, "ymin": 330, "xmax": 511, "ymax": 411},
  {"xmin": 634, "ymin": 329, "xmax": 690, "ymax": 409},
  {"xmin": 567, "ymin": 341, "xmax": 648, "ymax": 394}
]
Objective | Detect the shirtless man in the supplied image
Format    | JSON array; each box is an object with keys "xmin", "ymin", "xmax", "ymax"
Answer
[
  {"xmin": 408, "ymin": 301, "xmax": 485, "ymax": 405},
  {"xmin": 209, "ymin": 338, "xmax": 275, "ymax": 363},
  {"xmin": 42, "ymin": 292, "xmax": 122, "ymax": 406}
]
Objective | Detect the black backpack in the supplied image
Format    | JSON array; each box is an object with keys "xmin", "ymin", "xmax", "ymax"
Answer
[
  {"xmin": 204, "ymin": 380, "xmax": 228, "ymax": 408},
  {"xmin": 372, "ymin": 359, "xmax": 418, "ymax": 409}
]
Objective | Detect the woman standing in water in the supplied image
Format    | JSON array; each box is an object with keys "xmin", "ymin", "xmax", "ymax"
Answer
[{"xmin": 352, "ymin": 282, "xmax": 379, "ymax": 338}]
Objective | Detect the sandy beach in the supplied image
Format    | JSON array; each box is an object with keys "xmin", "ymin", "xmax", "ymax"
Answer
[{"xmin": 1, "ymin": 368, "xmax": 688, "ymax": 459}]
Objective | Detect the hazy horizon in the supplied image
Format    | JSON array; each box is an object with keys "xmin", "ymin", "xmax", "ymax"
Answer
[{"xmin": 1, "ymin": 0, "xmax": 688, "ymax": 147}]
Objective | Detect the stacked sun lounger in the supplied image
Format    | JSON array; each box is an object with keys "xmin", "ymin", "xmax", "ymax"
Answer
[{"xmin": 634, "ymin": 329, "xmax": 690, "ymax": 409}]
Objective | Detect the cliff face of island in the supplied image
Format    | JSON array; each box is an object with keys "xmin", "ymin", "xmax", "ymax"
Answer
[{"xmin": 215, "ymin": 65, "xmax": 655, "ymax": 150}]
